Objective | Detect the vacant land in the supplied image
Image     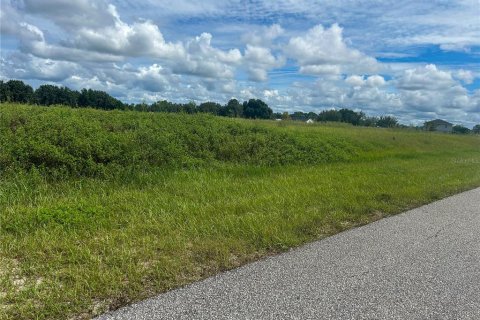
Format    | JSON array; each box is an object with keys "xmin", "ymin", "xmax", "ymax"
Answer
[{"xmin": 1, "ymin": 104, "xmax": 479, "ymax": 319}]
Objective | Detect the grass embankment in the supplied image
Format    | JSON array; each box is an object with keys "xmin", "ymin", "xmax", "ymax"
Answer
[{"xmin": 1, "ymin": 104, "xmax": 479, "ymax": 319}]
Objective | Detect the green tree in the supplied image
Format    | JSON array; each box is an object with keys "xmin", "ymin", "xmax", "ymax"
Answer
[
  {"xmin": 243, "ymin": 99, "xmax": 272, "ymax": 119},
  {"xmin": 78, "ymin": 88, "xmax": 124, "ymax": 110},
  {"xmin": 318, "ymin": 109, "xmax": 341, "ymax": 122},
  {"xmin": 338, "ymin": 108, "xmax": 363, "ymax": 125},
  {"xmin": 222, "ymin": 99, "xmax": 243, "ymax": 117},
  {"xmin": 473, "ymin": 124, "xmax": 480, "ymax": 134},
  {"xmin": 34, "ymin": 85, "xmax": 79, "ymax": 107},
  {"xmin": 291, "ymin": 112, "xmax": 307, "ymax": 121},
  {"xmin": 281, "ymin": 112, "xmax": 291, "ymax": 120},
  {"xmin": 361, "ymin": 116, "xmax": 378, "ymax": 127},
  {"xmin": 198, "ymin": 102, "xmax": 222, "ymax": 115},
  {"xmin": 0, "ymin": 80, "xmax": 11, "ymax": 102},
  {"xmin": 452, "ymin": 125, "xmax": 471, "ymax": 134},
  {"xmin": 5, "ymin": 80, "xmax": 34, "ymax": 103},
  {"xmin": 307, "ymin": 112, "xmax": 318, "ymax": 120},
  {"xmin": 376, "ymin": 116, "xmax": 398, "ymax": 128}
]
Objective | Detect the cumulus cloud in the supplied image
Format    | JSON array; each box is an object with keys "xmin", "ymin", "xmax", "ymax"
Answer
[
  {"xmin": 453, "ymin": 69, "xmax": 475, "ymax": 84},
  {"xmin": 0, "ymin": 4, "xmax": 44, "ymax": 42},
  {"xmin": 243, "ymin": 45, "xmax": 284, "ymax": 81},
  {"xmin": 345, "ymin": 75, "xmax": 386, "ymax": 88},
  {"xmin": 22, "ymin": 0, "xmax": 116, "ymax": 30},
  {"xmin": 171, "ymin": 33, "xmax": 242, "ymax": 79},
  {"xmin": 242, "ymin": 24, "xmax": 284, "ymax": 46},
  {"xmin": 395, "ymin": 64, "xmax": 475, "ymax": 114},
  {"xmin": 133, "ymin": 64, "xmax": 173, "ymax": 92},
  {"xmin": 396, "ymin": 64, "xmax": 456, "ymax": 91},
  {"xmin": 72, "ymin": 5, "xmax": 184, "ymax": 58},
  {"xmin": 241, "ymin": 24, "xmax": 285, "ymax": 81},
  {"xmin": 0, "ymin": 53, "xmax": 81, "ymax": 81},
  {"xmin": 2, "ymin": 0, "xmax": 244, "ymax": 81},
  {"xmin": 285, "ymin": 24, "xmax": 380, "ymax": 75}
]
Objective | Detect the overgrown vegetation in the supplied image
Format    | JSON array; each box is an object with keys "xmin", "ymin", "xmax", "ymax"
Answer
[
  {"xmin": 1, "ymin": 103, "xmax": 479, "ymax": 320},
  {"xmin": 0, "ymin": 104, "xmax": 360, "ymax": 177}
]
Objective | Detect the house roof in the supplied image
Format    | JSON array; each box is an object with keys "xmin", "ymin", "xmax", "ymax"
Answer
[{"xmin": 424, "ymin": 119, "xmax": 452, "ymax": 126}]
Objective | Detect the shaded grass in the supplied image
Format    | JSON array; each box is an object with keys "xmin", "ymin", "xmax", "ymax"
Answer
[
  {"xmin": 2, "ymin": 153, "xmax": 480, "ymax": 319},
  {"xmin": 0, "ymin": 104, "xmax": 479, "ymax": 319}
]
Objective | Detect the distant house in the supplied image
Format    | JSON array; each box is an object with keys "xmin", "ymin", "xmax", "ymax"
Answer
[
  {"xmin": 306, "ymin": 119, "xmax": 315, "ymax": 124},
  {"xmin": 424, "ymin": 119, "xmax": 453, "ymax": 133}
]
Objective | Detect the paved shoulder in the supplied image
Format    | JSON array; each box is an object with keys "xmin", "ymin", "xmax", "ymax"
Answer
[{"xmin": 98, "ymin": 188, "xmax": 480, "ymax": 320}]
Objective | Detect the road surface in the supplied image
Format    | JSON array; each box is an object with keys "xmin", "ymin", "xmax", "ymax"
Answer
[{"xmin": 98, "ymin": 188, "xmax": 480, "ymax": 320}]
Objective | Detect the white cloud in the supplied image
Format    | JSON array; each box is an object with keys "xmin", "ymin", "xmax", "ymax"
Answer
[
  {"xmin": 171, "ymin": 33, "xmax": 242, "ymax": 79},
  {"xmin": 73, "ymin": 5, "xmax": 183, "ymax": 58},
  {"xmin": 22, "ymin": 0, "xmax": 117, "ymax": 30},
  {"xmin": 366, "ymin": 75, "xmax": 386, "ymax": 87},
  {"xmin": 243, "ymin": 45, "xmax": 284, "ymax": 81},
  {"xmin": 346, "ymin": 75, "xmax": 386, "ymax": 88},
  {"xmin": 453, "ymin": 69, "xmax": 475, "ymax": 84},
  {"xmin": 242, "ymin": 24, "xmax": 284, "ymax": 46},
  {"xmin": 285, "ymin": 24, "xmax": 380, "ymax": 75},
  {"xmin": 396, "ymin": 64, "xmax": 455, "ymax": 91},
  {"xmin": 300, "ymin": 65, "xmax": 341, "ymax": 75},
  {"xmin": 133, "ymin": 64, "xmax": 173, "ymax": 92},
  {"xmin": 0, "ymin": 53, "xmax": 81, "ymax": 81},
  {"xmin": 395, "ymin": 64, "xmax": 475, "ymax": 115},
  {"xmin": 0, "ymin": 4, "xmax": 44, "ymax": 42},
  {"xmin": 345, "ymin": 75, "xmax": 365, "ymax": 87},
  {"xmin": 2, "ymin": 1, "xmax": 243, "ymax": 80}
]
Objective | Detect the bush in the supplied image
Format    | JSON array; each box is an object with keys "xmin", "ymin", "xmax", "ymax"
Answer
[{"xmin": 0, "ymin": 104, "xmax": 357, "ymax": 178}]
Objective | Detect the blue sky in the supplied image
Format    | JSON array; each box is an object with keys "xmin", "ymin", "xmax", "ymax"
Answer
[{"xmin": 1, "ymin": 0, "xmax": 479, "ymax": 126}]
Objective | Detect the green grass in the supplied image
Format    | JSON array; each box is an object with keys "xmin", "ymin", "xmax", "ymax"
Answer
[{"xmin": 1, "ymin": 104, "xmax": 479, "ymax": 319}]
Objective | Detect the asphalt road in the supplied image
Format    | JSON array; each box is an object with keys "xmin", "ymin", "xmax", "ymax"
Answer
[{"xmin": 98, "ymin": 188, "xmax": 480, "ymax": 320}]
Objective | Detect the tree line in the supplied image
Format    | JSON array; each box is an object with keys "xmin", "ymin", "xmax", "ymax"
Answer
[
  {"xmin": 1, "ymin": 79, "xmax": 478, "ymax": 132},
  {"xmin": 279, "ymin": 109, "xmax": 399, "ymax": 128},
  {"xmin": 0, "ymin": 80, "xmax": 273, "ymax": 119}
]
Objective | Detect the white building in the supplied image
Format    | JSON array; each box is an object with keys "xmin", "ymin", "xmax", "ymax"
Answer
[{"xmin": 424, "ymin": 119, "xmax": 453, "ymax": 133}]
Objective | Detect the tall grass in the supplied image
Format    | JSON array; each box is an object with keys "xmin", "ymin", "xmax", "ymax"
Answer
[
  {"xmin": 1, "ymin": 104, "xmax": 359, "ymax": 177},
  {"xmin": 0, "ymin": 103, "xmax": 479, "ymax": 319}
]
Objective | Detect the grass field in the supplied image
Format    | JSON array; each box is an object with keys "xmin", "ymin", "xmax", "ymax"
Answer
[{"xmin": 1, "ymin": 104, "xmax": 479, "ymax": 319}]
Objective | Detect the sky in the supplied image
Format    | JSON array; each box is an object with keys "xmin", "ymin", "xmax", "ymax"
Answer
[{"xmin": 0, "ymin": 0, "xmax": 479, "ymax": 126}]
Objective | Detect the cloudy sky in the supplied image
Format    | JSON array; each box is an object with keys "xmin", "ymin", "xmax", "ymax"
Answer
[{"xmin": 1, "ymin": 0, "xmax": 479, "ymax": 126}]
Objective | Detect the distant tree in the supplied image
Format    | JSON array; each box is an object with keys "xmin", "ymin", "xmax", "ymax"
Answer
[
  {"xmin": 307, "ymin": 112, "xmax": 318, "ymax": 120},
  {"xmin": 318, "ymin": 109, "xmax": 342, "ymax": 122},
  {"xmin": 34, "ymin": 84, "xmax": 79, "ymax": 107},
  {"xmin": 452, "ymin": 125, "xmax": 471, "ymax": 134},
  {"xmin": 243, "ymin": 99, "xmax": 272, "ymax": 119},
  {"xmin": 0, "ymin": 80, "xmax": 10, "ymax": 102},
  {"xmin": 135, "ymin": 101, "xmax": 149, "ymax": 112},
  {"xmin": 198, "ymin": 102, "xmax": 222, "ymax": 115},
  {"xmin": 183, "ymin": 101, "xmax": 197, "ymax": 114},
  {"xmin": 376, "ymin": 116, "xmax": 398, "ymax": 128},
  {"xmin": 4, "ymin": 80, "xmax": 34, "ymax": 103},
  {"xmin": 281, "ymin": 112, "xmax": 291, "ymax": 120},
  {"xmin": 361, "ymin": 116, "xmax": 378, "ymax": 127},
  {"xmin": 78, "ymin": 88, "xmax": 124, "ymax": 110},
  {"xmin": 151, "ymin": 100, "xmax": 171, "ymax": 112},
  {"xmin": 472, "ymin": 124, "xmax": 480, "ymax": 134},
  {"xmin": 221, "ymin": 99, "xmax": 243, "ymax": 117},
  {"xmin": 339, "ymin": 108, "xmax": 363, "ymax": 125},
  {"xmin": 290, "ymin": 111, "xmax": 307, "ymax": 121},
  {"xmin": 272, "ymin": 112, "xmax": 282, "ymax": 119}
]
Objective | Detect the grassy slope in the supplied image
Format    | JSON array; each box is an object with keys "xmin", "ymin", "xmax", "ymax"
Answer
[{"xmin": 1, "ymin": 104, "xmax": 479, "ymax": 319}]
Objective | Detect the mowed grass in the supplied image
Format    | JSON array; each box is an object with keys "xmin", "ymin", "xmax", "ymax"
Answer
[{"xmin": 0, "ymin": 104, "xmax": 479, "ymax": 319}]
